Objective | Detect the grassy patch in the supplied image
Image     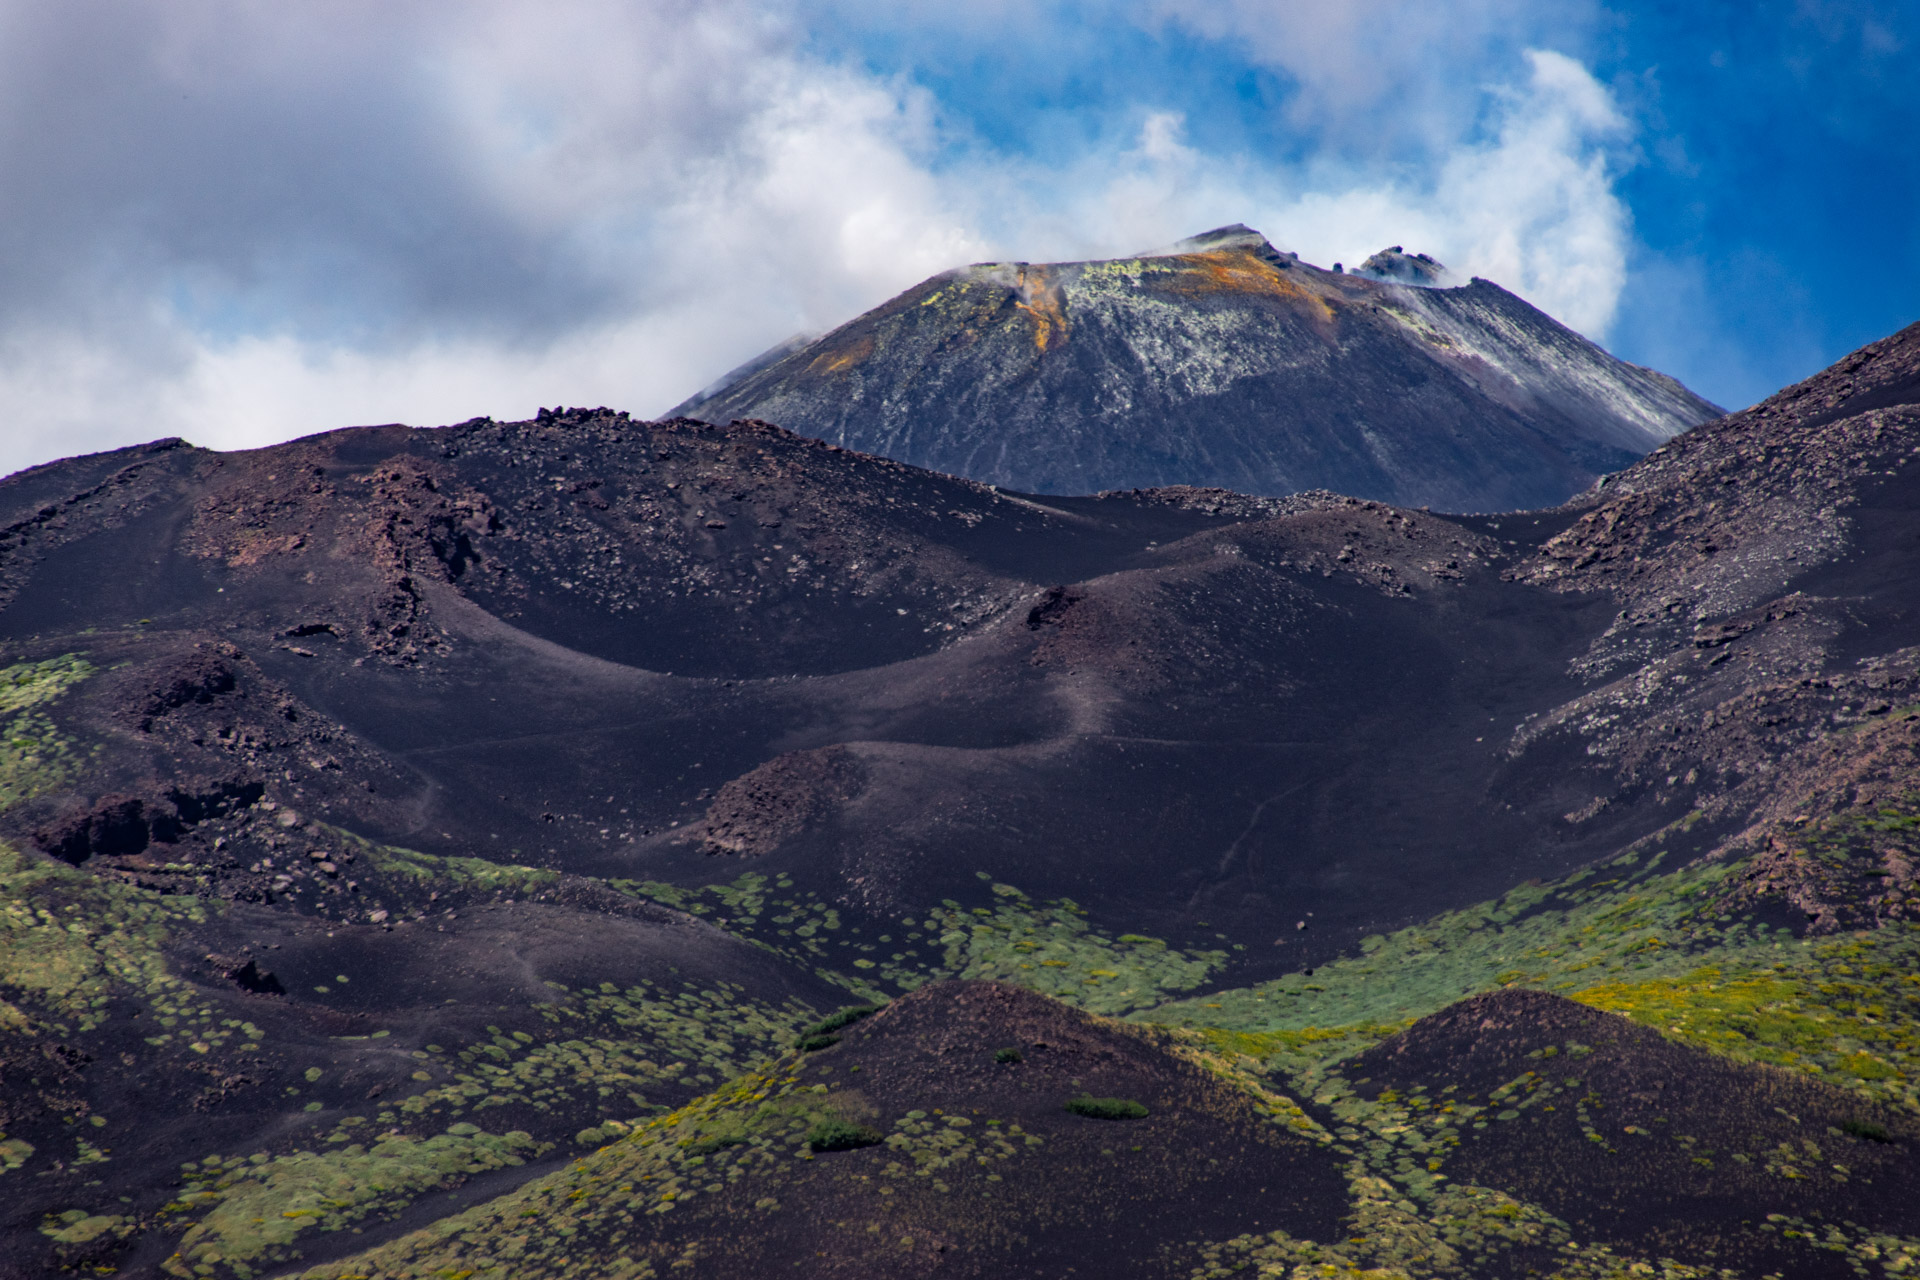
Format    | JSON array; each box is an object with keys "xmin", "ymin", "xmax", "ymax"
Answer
[
  {"xmin": 0, "ymin": 842, "xmax": 215, "ymax": 1034},
  {"xmin": 799, "ymin": 1004, "xmax": 882, "ymax": 1038},
  {"xmin": 1571, "ymin": 927, "xmax": 1920, "ymax": 1110},
  {"xmin": 404, "ymin": 978, "xmax": 821, "ymax": 1121},
  {"xmin": 0, "ymin": 654, "xmax": 94, "ymax": 813},
  {"xmin": 1065, "ymin": 1095, "xmax": 1147, "ymax": 1120},
  {"xmin": 804, "ymin": 1119, "xmax": 882, "ymax": 1152},
  {"xmin": 158, "ymin": 1127, "xmax": 544, "ymax": 1279},
  {"xmin": 617, "ymin": 872, "xmax": 1227, "ymax": 1014}
]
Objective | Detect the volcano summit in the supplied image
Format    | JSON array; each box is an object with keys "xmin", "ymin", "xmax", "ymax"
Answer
[{"xmin": 674, "ymin": 225, "xmax": 1722, "ymax": 510}]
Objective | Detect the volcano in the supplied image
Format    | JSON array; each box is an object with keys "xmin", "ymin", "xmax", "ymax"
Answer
[
  {"xmin": 672, "ymin": 225, "xmax": 1722, "ymax": 510},
  {"xmin": 0, "ymin": 314, "xmax": 1918, "ymax": 1276}
]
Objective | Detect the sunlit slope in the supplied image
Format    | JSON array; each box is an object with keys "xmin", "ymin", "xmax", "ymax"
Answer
[{"xmin": 675, "ymin": 225, "xmax": 1721, "ymax": 509}]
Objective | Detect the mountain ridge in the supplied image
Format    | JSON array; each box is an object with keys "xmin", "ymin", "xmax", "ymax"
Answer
[{"xmin": 671, "ymin": 225, "xmax": 1722, "ymax": 510}]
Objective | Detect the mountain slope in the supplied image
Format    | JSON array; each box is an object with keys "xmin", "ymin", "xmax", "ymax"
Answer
[
  {"xmin": 1339, "ymin": 988, "xmax": 1920, "ymax": 1279},
  {"xmin": 296, "ymin": 981, "xmax": 1351, "ymax": 1280},
  {"xmin": 671, "ymin": 225, "xmax": 1722, "ymax": 510},
  {"xmin": 0, "ymin": 321, "xmax": 1916, "ymax": 1276}
]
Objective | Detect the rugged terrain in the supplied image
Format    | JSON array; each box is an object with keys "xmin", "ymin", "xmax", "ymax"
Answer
[
  {"xmin": 0, "ymin": 319, "xmax": 1915, "ymax": 1276},
  {"xmin": 672, "ymin": 225, "xmax": 1723, "ymax": 510}
]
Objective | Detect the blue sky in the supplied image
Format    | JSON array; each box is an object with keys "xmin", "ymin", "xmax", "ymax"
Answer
[
  {"xmin": 795, "ymin": 0, "xmax": 1915, "ymax": 409},
  {"xmin": 0, "ymin": 0, "xmax": 1912, "ymax": 475}
]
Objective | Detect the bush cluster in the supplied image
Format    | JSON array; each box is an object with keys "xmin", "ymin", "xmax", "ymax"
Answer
[
  {"xmin": 805, "ymin": 1119, "xmax": 884, "ymax": 1152},
  {"xmin": 793, "ymin": 1003, "xmax": 884, "ymax": 1051},
  {"xmin": 1066, "ymin": 1095, "xmax": 1149, "ymax": 1120}
]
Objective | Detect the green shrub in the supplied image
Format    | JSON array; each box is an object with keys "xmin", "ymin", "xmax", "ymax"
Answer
[
  {"xmin": 685, "ymin": 1132, "xmax": 749, "ymax": 1157},
  {"xmin": 1842, "ymin": 1118, "xmax": 1892, "ymax": 1143},
  {"xmin": 805, "ymin": 1119, "xmax": 883, "ymax": 1152},
  {"xmin": 994, "ymin": 1047, "xmax": 1023, "ymax": 1064},
  {"xmin": 1066, "ymin": 1095, "xmax": 1148, "ymax": 1120},
  {"xmin": 801, "ymin": 1004, "xmax": 884, "ymax": 1039},
  {"xmin": 794, "ymin": 1033, "xmax": 839, "ymax": 1053}
]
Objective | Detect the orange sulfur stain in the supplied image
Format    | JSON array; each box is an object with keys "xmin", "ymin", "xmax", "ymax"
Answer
[
  {"xmin": 1013, "ymin": 266, "xmax": 1068, "ymax": 352},
  {"xmin": 810, "ymin": 333, "xmax": 875, "ymax": 375},
  {"xmin": 1159, "ymin": 249, "xmax": 1337, "ymax": 325}
]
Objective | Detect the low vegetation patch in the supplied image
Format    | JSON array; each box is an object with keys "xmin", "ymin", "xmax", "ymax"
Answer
[
  {"xmin": 1842, "ymin": 1118, "xmax": 1892, "ymax": 1143},
  {"xmin": 1065, "ymin": 1095, "xmax": 1148, "ymax": 1120},
  {"xmin": 620, "ymin": 871, "xmax": 1228, "ymax": 1014},
  {"xmin": 0, "ymin": 654, "xmax": 94, "ymax": 814},
  {"xmin": 796, "ymin": 1003, "xmax": 882, "ymax": 1042},
  {"xmin": 804, "ymin": 1119, "xmax": 883, "ymax": 1152}
]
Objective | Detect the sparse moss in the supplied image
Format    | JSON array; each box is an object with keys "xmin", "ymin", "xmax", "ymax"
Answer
[
  {"xmin": 1065, "ymin": 1095, "xmax": 1147, "ymax": 1120},
  {"xmin": 159, "ymin": 1127, "xmax": 543, "ymax": 1277},
  {"xmin": 799, "ymin": 1004, "xmax": 882, "ymax": 1039},
  {"xmin": 1841, "ymin": 1117, "xmax": 1891, "ymax": 1143},
  {"xmin": 804, "ymin": 1119, "xmax": 881, "ymax": 1152},
  {"xmin": 0, "ymin": 1136, "xmax": 32, "ymax": 1171},
  {"xmin": 0, "ymin": 654, "xmax": 94, "ymax": 812},
  {"xmin": 618, "ymin": 873, "xmax": 1226, "ymax": 1014},
  {"xmin": 0, "ymin": 842, "xmax": 214, "ymax": 1034}
]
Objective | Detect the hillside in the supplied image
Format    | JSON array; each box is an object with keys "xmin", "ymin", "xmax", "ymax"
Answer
[
  {"xmin": 296, "ymin": 981, "xmax": 1350, "ymax": 1279},
  {"xmin": 671, "ymin": 225, "xmax": 1722, "ymax": 510},
  {"xmin": 0, "ymin": 321, "xmax": 1915, "ymax": 1276}
]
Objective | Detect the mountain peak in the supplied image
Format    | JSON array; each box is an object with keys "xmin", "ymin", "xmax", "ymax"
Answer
[
  {"xmin": 671, "ymin": 228, "xmax": 1720, "ymax": 509},
  {"xmin": 1355, "ymin": 245, "xmax": 1456, "ymax": 287},
  {"xmin": 1135, "ymin": 223, "xmax": 1280, "ymax": 258}
]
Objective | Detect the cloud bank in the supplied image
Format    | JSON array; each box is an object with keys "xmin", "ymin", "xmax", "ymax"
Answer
[{"xmin": 0, "ymin": 0, "xmax": 1637, "ymax": 478}]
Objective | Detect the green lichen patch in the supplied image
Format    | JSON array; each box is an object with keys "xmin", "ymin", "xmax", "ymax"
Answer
[
  {"xmin": 157, "ymin": 1126, "xmax": 545, "ymax": 1279},
  {"xmin": 1572, "ymin": 926, "xmax": 1920, "ymax": 1112},
  {"xmin": 290, "ymin": 980, "xmax": 1351, "ymax": 1280},
  {"xmin": 1186, "ymin": 1178, "xmax": 1755, "ymax": 1279},
  {"xmin": 352, "ymin": 835, "xmax": 561, "ymax": 898},
  {"xmin": 41, "ymin": 1208, "xmax": 129, "ymax": 1245},
  {"xmin": 394, "ymin": 978, "xmax": 821, "ymax": 1125},
  {"xmin": 0, "ymin": 841, "xmax": 215, "ymax": 1033},
  {"xmin": 622, "ymin": 872, "xmax": 1227, "ymax": 1014},
  {"xmin": 918, "ymin": 882, "xmax": 1228, "ymax": 1013},
  {"xmin": 0, "ymin": 653, "xmax": 94, "ymax": 812},
  {"xmin": 290, "ymin": 1060, "xmax": 870, "ymax": 1280},
  {"xmin": 99, "ymin": 970, "xmax": 828, "ymax": 1280},
  {"xmin": 1148, "ymin": 850, "xmax": 1769, "ymax": 1050},
  {"xmin": 1143, "ymin": 842, "xmax": 1920, "ymax": 1110}
]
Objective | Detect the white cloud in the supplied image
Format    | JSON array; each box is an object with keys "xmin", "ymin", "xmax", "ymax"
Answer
[
  {"xmin": 0, "ymin": 1, "xmax": 1634, "ymax": 480},
  {"xmin": 925, "ymin": 47, "xmax": 1637, "ymax": 336},
  {"xmin": 1235, "ymin": 48, "xmax": 1633, "ymax": 335},
  {"xmin": 1147, "ymin": 0, "xmax": 1600, "ymax": 151},
  {"xmin": 0, "ymin": 0, "xmax": 991, "ymax": 476}
]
